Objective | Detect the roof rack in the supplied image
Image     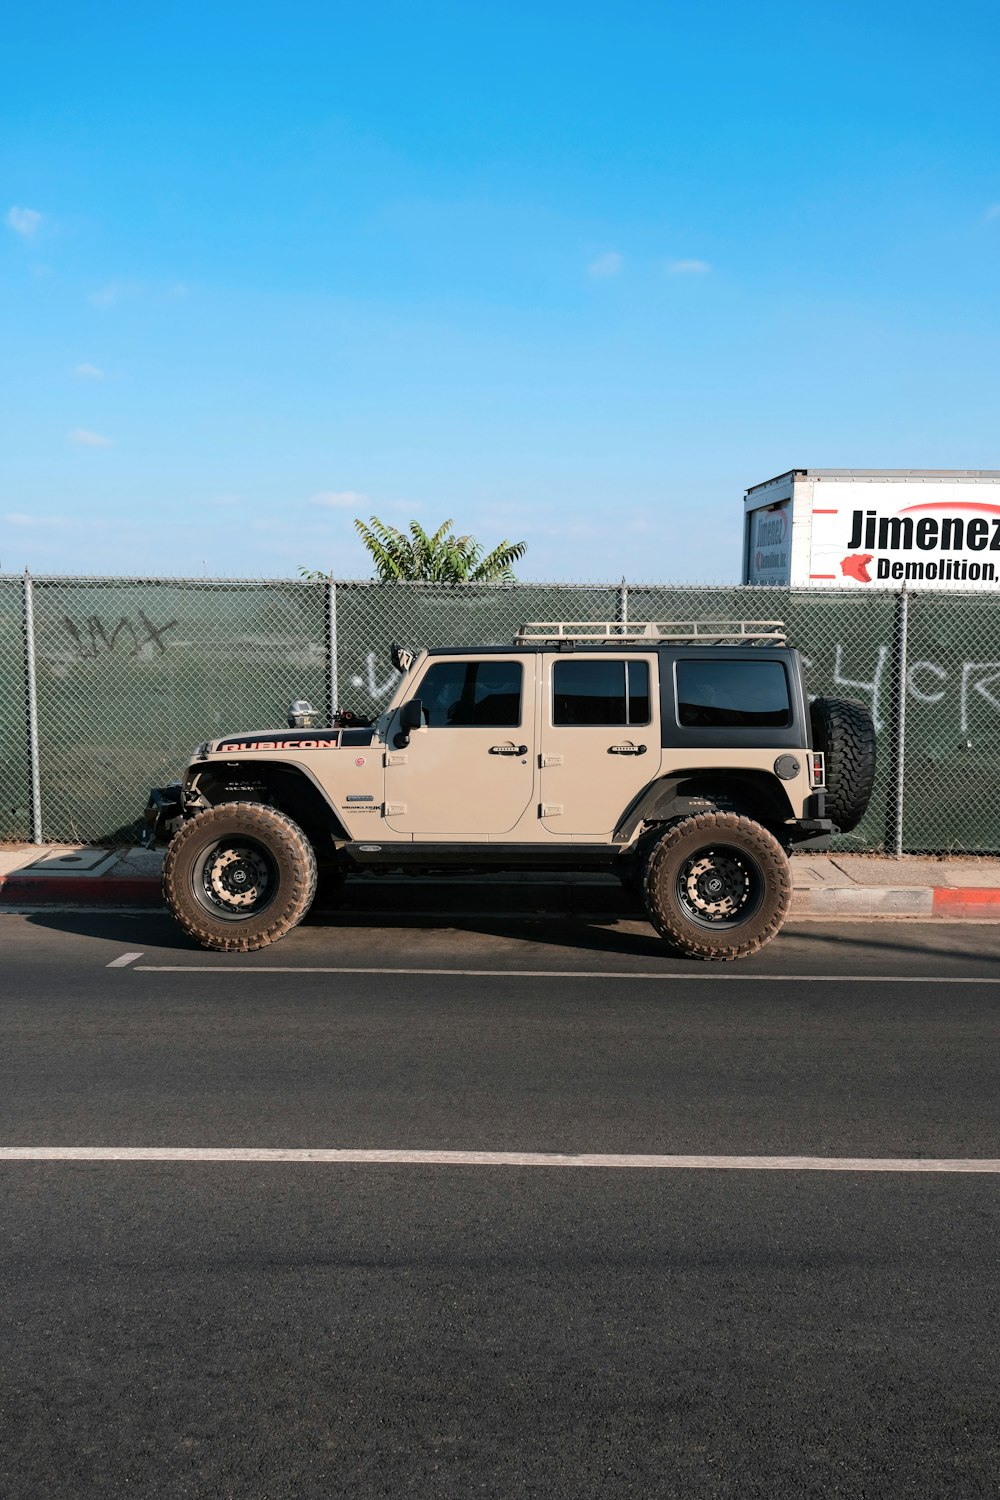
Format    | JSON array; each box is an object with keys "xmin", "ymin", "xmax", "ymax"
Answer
[{"xmin": 515, "ymin": 620, "xmax": 787, "ymax": 646}]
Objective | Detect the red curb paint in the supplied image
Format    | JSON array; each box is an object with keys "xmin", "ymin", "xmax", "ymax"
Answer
[
  {"xmin": 0, "ymin": 875, "xmax": 163, "ymax": 907},
  {"xmin": 933, "ymin": 887, "xmax": 1000, "ymax": 917}
]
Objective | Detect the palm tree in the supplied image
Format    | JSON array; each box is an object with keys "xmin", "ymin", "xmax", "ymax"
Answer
[{"xmin": 352, "ymin": 517, "xmax": 527, "ymax": 582}]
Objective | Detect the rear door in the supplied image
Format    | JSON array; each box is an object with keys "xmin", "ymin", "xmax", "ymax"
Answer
[
  {"xmin": 539, "ymin": 653, "xmax": 659, "ymax": 835},
  {"xmin": 384, "ymin": 655, "xmax": 536, "ymax": 835}
]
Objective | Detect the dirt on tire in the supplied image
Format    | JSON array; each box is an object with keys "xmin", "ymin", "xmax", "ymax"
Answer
[
  {"xmin": 643, "ymin": 811, "xmax": 792, "ymax": 960},
  {"xmin": 809, "ymin": 697, "xmax": 876, "ymax": 834},
  {"xmin": 162, "ymin": 801, "xmax": 318, "ymax": 952}
]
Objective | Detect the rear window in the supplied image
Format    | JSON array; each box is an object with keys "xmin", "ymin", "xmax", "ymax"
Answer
[{"xmin": 675, "ymin": 660, "xmax": 791, "ymax": 729}]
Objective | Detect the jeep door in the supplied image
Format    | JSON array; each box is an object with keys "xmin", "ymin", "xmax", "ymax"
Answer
[
  {"xmin": 384, "ymin": 655, "xmax": 536, "ymax": 835},
  {"xmin": 539, "ymin": 654, "xmax": 659, "ymax": 834}
]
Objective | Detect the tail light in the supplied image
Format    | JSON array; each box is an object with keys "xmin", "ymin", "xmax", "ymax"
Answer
[{"xmin": 811, "ymin": 751, "xmax": 826, "ymax": 789}]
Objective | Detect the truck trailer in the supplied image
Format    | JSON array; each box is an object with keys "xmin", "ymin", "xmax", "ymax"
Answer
[{"xmin": 743, "ymin": 469, "xmax": 1000, "ymax": 590}]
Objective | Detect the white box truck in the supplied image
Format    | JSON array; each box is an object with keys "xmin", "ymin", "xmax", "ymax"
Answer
[{"xmin": 743, "ymin": 469, "xmax": 1000, "ymax": 589}]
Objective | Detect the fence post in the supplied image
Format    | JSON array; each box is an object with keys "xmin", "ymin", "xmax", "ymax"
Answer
[
  {"xmin": 616, "ymin": 578, "xmax": 629, "ymax": 632},
  {"xmin": 327, "ymin": 576, "xmax": 339, "ymax": 722},
  {"xmin": 887, "ymin": 587, "xmax": 908, "ymax": 856},
  {"xmin": 22, "ymin": 570, "xmax": 43, "ymax": 844}
]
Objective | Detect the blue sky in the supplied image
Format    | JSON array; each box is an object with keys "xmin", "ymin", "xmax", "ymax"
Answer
[{"xmin": 2, "ymin": 0, "xmax": 999, "ymax": 581}]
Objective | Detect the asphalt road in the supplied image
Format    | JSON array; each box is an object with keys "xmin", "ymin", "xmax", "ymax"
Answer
[{"xmin": 3, "ymin": 902, "xmax": 1000, "ymax": 1497}]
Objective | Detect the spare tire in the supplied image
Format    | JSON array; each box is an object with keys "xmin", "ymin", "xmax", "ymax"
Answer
[{"xmin": 810, "ymin": 697, "xmax": 876, "ymax": 833}]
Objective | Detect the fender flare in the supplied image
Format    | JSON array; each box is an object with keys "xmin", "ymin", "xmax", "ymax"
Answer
[
  {"xmin": 190, "ymin": 759, "xmax": 350, "ymax": 844},
  {"xmin": 615, "ymin": 771, "xmax": 795, "ymax": 843}
]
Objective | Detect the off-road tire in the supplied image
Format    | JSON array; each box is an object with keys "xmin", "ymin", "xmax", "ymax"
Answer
[
  {"xmin": 809, "ymin": 697, "xmax": 876, "ymax": 834},
  {"xmin": 163, "ymin": 802, "xmax": 317, "ymax": 952},
  {"xmin": 643, "ymin": 812, "xmax": 792, "ymax": 960}
]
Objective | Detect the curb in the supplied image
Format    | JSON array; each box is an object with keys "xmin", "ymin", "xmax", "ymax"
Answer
[
  {"xmin": 794, "ymin": 887, "xmax": 934, "ymax": 918},
  {"xmin": 796, "ymin": 887, "xmax": 1000, "ymax": 918},
  {"xmin": 0, "ymin": 875, "xmax": 163, "ymax": 907},
  {"xmin": 4, "ymin": 874, "xmax": 1000, "ymax": 919},
  {"xmin": 932, "ymin": 887, "xmax": 1000, "ymax": 919}
]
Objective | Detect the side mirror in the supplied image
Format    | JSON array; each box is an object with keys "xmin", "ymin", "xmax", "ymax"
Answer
[{"xmin": 394, "ymin": 698, "xmax": 425, "ymax": 748}]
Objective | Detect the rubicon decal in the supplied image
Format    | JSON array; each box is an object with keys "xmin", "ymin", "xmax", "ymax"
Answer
[{"xmin": 217, "ymin": 736, "xmax": 340, "ymax": 752}]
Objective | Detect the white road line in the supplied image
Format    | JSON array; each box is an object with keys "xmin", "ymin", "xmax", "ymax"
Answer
[
  {"xmin": 106, "ymin": 952, "xmax": 144, "ymax": 968},
  {"xmin": 132, "ymin": 965, "xmax": 1000, "ymax": 983},
  {"xmin": 2, "ymin": 1147, "xmax": 1000, "ymax": 1172}
]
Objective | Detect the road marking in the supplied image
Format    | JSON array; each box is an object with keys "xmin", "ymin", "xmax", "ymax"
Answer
[
  {"xmin": 106, "ymin": 951, "xmax": 144, "ymax": 968},
  {"xmin": 132, "ymin": 965, "xmax": 1000, "ymax": 983},
  {"xmin": 2, "ymin": 1147, "xmax": 1000, "ymax": 1172}
]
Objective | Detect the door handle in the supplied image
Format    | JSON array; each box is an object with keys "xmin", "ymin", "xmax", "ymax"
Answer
[
  {"xmin": 490, "ymin": 744, "xmax": 528, "ymax": 756},
  {"xmin": 608, "ymin": 744, "xmax": 647, "ymax": 755}
]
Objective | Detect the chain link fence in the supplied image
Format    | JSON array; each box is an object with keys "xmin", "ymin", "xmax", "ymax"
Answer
[{"xmin": 1, "ymin": 574, "xmax": 997, "ymax": 851}]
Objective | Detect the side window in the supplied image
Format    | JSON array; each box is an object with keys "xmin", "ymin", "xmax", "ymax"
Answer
[
  {"xmin": 417, "ymin": 660, "xmax": 523, "ymax": 727},
  {"xmin": 675, "ymin": 660, "xmax": 791, "ymax": 728},
  {"xmin": 552, "ymin": 659, "xmax": 650, "ymax": 726}
]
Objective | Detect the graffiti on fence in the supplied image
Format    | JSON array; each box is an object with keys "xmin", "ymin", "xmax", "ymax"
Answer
[
  {"xmin": 348, "ymin": 650, "xmax": 399, "ymax": 702},
  {"xmin": 800, "ymin": 644, "xmax": 1000, "ymax": 739},
  {"xmin": 62, "ymin": 612, "xmax": 179, "ymax": 661}
]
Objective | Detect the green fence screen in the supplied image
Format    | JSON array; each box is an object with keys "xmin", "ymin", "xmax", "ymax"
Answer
[{"xmin": 2, "ymin": 574, "xmax": 998, "ymax": 852}]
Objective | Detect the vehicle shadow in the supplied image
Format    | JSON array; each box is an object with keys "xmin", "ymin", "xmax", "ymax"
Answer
[{"xmin": 19, "ymin": 879, "xmax": 1000, "ymax": 971}]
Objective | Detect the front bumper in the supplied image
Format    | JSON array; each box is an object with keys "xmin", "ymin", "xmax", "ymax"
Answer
[{"xmin": 142, "ymin": 784, "xmax": 185, "ymax": 846}]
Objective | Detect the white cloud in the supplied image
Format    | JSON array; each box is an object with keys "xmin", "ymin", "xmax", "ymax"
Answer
[
  {"xmin": 587, "ymin": 251, "xmax": 623, "ymax": 279},
  {"xmin": 310, "ymin": 490, "xmax": 368, "ymax": 509},
  {"xmin": 69, "ymin": 427, "xmax": 113, "ymax": 448},
  {"xmin": 73, "ymin": 363, "xmax": 105, "ymax": 379},
  {"xmin": 986, "ymin": 204, "xmax": 1000, "ymax": 222},
  {"xmin": 667, "ymin": 259, "xmax": 711, "ymax": 275},
  {"xmin": 3, "ymin": 512, "xmax": 64, "ymax": 526},
  {"xmin": 6, "ymin": 205, "xmax": 42, "ymax": 238}
]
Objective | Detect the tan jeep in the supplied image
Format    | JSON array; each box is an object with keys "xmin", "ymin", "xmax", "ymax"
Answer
[{"xmin": 145, "ymin": 620, "xmax": 875, "ymax": 960}]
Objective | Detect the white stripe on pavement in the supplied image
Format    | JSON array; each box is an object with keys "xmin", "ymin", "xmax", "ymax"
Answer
[
  {"xmin": 2, "ymin": 1147, "xmax": 1000, "ymax": 1172},
  {"xmin": 131, "ymin": 965, "xmax": 1000, "ymax": 982},
  {"xmin": 106, "ymin": 952, "xmax": 144, "ymax": 968}
]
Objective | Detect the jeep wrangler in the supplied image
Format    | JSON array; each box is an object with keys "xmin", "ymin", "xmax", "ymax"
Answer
[{"xmin": 145, "ymin": 620, "xmax": 875, "ymax": 960}]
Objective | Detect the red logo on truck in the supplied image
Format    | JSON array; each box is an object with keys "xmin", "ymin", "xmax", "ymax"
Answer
[{"xmin": 840, "ymin": 553, "xmax": 873, "ymax": 583}]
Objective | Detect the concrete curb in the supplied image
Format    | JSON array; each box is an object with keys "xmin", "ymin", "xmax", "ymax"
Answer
[
  {"xmin": 0, "ymin": 875, "xmax": 164, "ymax": 907},
  {"xmin": 4, "ymin": 873, "xmax": 1000, "ymax": 919},
  {"xmin": 794, "ymin": 887, "xmax": 934, "ymax": 917}
]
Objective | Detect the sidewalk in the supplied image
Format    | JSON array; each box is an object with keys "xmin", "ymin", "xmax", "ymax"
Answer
[{"xmin": 3, "ymin": 844, "xmax": 1000, "ymax": 918}]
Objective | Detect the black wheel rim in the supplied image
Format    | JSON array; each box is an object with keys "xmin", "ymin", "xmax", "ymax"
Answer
[
  {"xmin": 191, "ymin": 836, "xmax": 279, "ymax": 922},
  {"xmin": 675, "ymin": 843, "xmax": 764, "ymax": 930}
]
